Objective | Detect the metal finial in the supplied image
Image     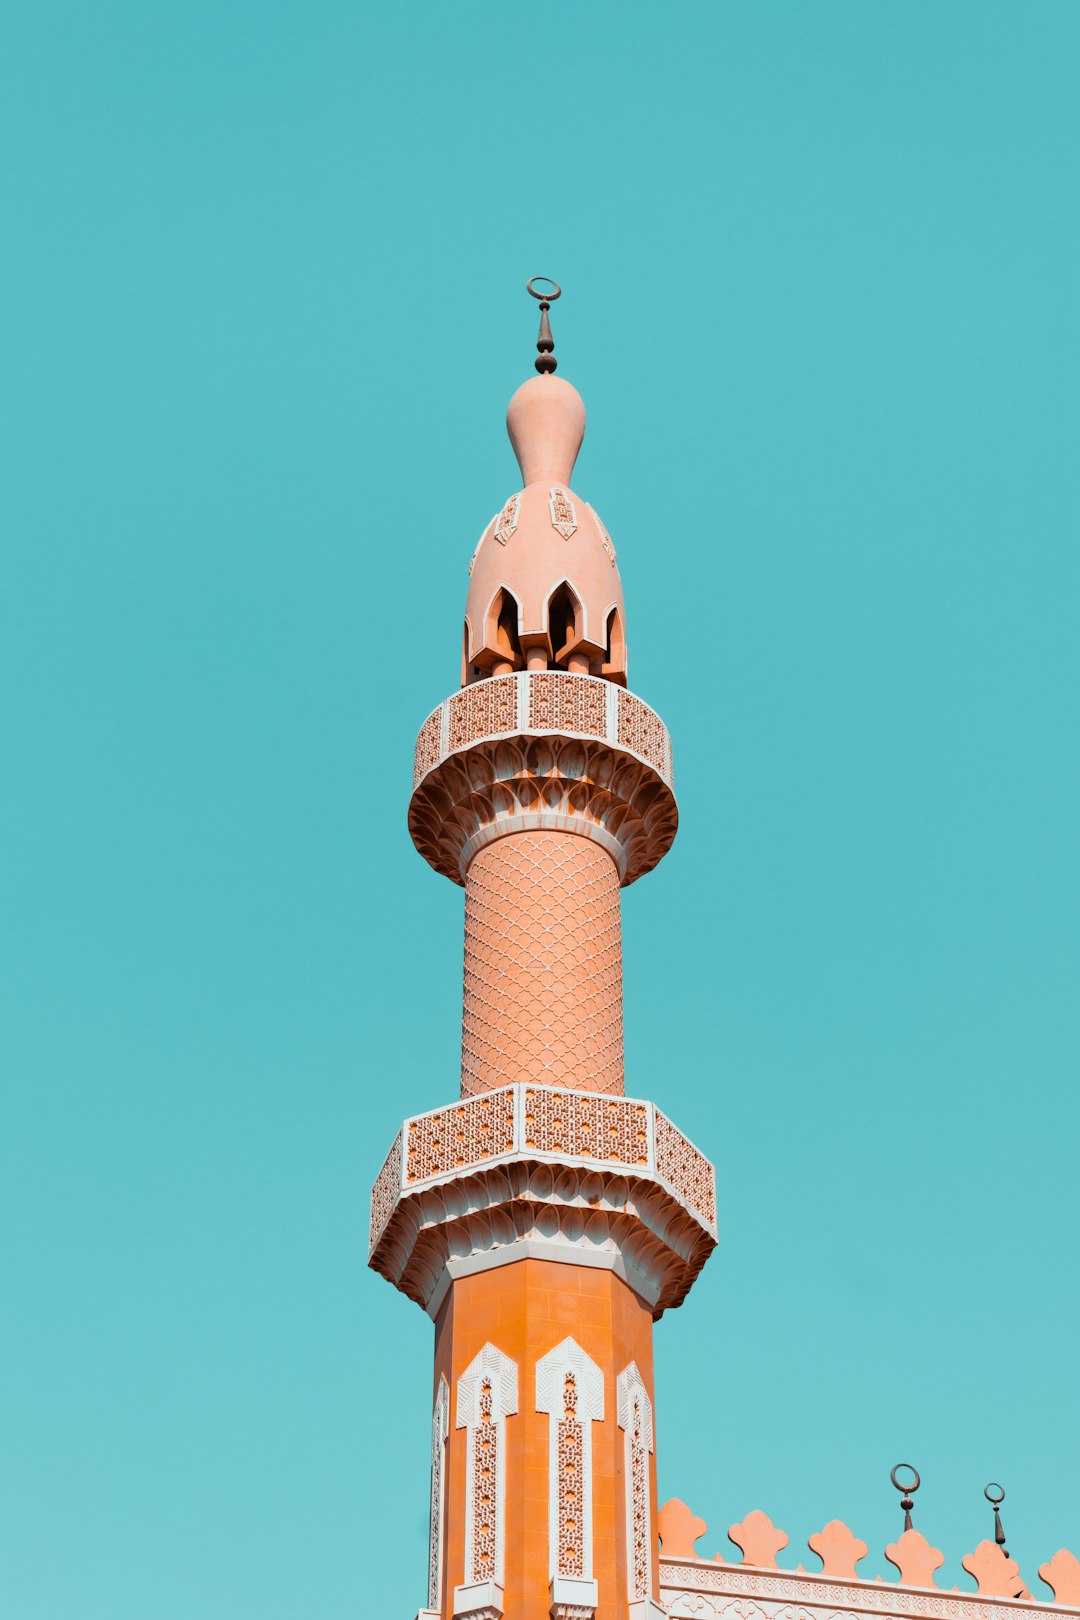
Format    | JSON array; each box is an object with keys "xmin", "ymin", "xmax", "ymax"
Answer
[
  {"xmin": 526, "ymin": 276, "xmax": 561, "ymax": 374},
  {"xmin": 891, "ymin": 1464, "xmax": 921, "ymax": 1533},
  {"xmin": 985, "ymin": 1483, "xmax": 1007, "ymax": 1554}
]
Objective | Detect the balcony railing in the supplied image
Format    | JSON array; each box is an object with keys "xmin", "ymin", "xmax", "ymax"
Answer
[
  {"xmin": 369, "ymin": 1083, "xmax": 716, "ymax": 1253},
  {"xmin": 413, "ymin": 671, "xmax": 673, "ymax": 789}
]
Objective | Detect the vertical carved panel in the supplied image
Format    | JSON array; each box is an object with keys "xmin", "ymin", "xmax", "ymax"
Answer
[
  {"xmin": 429, "ymin": 1377, "xmax": 450, "ymax": 1609},
  {"xmin": 548, "ymin": 487, "xmax": 578, "ymax": 539},
  {"xmin": 456, "ymin": 1344, "xmax": 519, "ymax": 1588},
  {"xmin": 557, "ymin": 1386, "xmax": 584, "ymax": 1576},
  {"xmin": 536, "ymin": 1338, "xmax": 604, "ymax": 1584},
  {"xmin": 617, "ymin": 1362, "xmax": 655, "ymax": 1602},
  {"xmin": 494, "ymin": 494, "xmax": 521, "ymax": 546}
]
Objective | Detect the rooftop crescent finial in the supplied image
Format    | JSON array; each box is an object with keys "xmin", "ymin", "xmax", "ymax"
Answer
[
  {"xmin": 527, "ymin": 276, "xmax": 561, "ymax": 374},
  {"xmin": 891, "ymin": 1464, "xmax": 921, "ymax": 1532},
  {"xmin": 985, "ymin": 1482, "xmax": 1008, "ymax": 1555}
]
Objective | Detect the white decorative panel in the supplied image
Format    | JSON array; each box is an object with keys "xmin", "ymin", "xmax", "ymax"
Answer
[
  {"xmin": 549, "ymin": 486, "xmax": 578, "ymax": 539},
  {"xmin": 536, "ymin": 1338, "xmax": 604, "ymax": 1586},
  {"xmin": 617, "ymin": 1362, "xmax": 655, "ymax": 1602},
  {"xmin": 456, "ymin": 1344, "xmax": 519, "ymax": 1588}
]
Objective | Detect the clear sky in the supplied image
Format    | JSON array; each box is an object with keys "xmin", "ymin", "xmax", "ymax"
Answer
[{"xmin": 3, "ymin": 3, "xmax": 1078, "ymax": 1617}]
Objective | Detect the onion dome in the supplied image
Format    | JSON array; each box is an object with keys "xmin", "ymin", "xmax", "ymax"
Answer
[{"xmin": 463, "ymin": 291, "xmax": 626, "ymax": 686}]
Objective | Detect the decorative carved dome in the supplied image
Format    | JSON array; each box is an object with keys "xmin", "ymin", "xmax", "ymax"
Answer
[{"xmin": 464, "ymin": 377, "xmax": 627, "ymax": 686}]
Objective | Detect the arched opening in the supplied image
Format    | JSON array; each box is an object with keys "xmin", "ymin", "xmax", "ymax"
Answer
[
  {"xmin": 477, "ymin": 586, "xmax": 523, "ymax": 677},
  {"xmin": 546, "ymin": 580, "xmax": 584, "ymax": 668},
  {"xmin": 461, "ymin": 619, "xmax": 472, "ymax": 687},
  {"xmin": 603, "ymin": 607, "xmax": 626, "ymax": 682},
  {"xmin": 495, "ymin": 591, "xmax": 521, "ymax": 664}
]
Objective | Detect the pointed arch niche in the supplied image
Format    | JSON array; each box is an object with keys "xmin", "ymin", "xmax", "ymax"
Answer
[{"xmin": 546, "ymin": 579, "xmax": 586, "ymax": 672}]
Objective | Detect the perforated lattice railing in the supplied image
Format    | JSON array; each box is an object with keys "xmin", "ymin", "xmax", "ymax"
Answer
[
  {"xmin": 412, "ymin": 671, "xmax": 672, "ymax": 788},
  {"xmin": 370, "ymin": 1084, "xmax": 715, "ymax": 1254}
]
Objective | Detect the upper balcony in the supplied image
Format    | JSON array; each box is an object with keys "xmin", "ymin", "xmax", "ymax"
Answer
[{"xmin": 409, "ymin": 670, "xmax": 678, "ymax": 886}]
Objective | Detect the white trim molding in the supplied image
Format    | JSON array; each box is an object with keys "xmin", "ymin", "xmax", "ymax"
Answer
[
  {"xmin": 536, "ymin": 1337, "xmax": 604, "ymax": 1613},
  {"xmin": 617, "ymin": 1362, "xmax": 656, "ymax": 1604},
  {"xmin": 550, "ymin": 1575, "xmax": 601, "ymax": 1620},
  {"xmin": 454, "ymin": 1343, "xmax": 518, "ymax": 1616},
  {"xmin": 428, "ymin": 1376, "xmax": 450, "ymax": 1610}
]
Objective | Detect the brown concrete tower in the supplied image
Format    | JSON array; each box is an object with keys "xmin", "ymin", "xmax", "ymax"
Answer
[{"xmin": 370, "ymin": 284, "xmax": 716, "ymax": 1620}]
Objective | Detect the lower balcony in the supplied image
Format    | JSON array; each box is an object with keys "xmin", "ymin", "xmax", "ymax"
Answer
[{"xmin": 368, "ymin": 1083, "xmax": 717, "ymax": 1320}]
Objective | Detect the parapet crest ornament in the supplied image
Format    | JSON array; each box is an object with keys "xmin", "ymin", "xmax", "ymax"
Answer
[{"xmin": 657, "ymin": 1497, "xmax": 1080, "ymax": 1611}]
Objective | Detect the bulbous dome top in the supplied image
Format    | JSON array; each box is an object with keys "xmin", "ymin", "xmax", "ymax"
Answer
[
  {"xmin": 463, "ymin": 375, "xmax": 627, "ymax": 687},
  {"xmin": 506, "ymin": 375, "xmax": 586, "ymax": 486}
]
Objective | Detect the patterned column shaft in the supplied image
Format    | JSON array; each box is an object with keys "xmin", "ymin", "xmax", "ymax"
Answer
[{"xmin": 461, "ymin": 831, "xmax": 623, "ymax": 1097}]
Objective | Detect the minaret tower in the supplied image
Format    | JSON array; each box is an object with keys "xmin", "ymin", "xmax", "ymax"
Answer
[{"xmin": 370, "ymin": 282, "xmax": 717, "ymax": 1620}]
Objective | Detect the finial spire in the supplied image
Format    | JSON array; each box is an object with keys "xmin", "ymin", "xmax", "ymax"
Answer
[
  {"xmin": 985, "ymin": 1483, "xmax": 1008, "ymax": 1555},
  {"xmin": 527, "ymin": 276, "xmax": 561, "ymax": 374},
  {"xmin": 891, "ymin": 1464, "xmax": 921, "ymax": 1532}
]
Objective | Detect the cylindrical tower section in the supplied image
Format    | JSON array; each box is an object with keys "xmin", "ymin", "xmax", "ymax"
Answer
[{"xmin": 461, "ymin": 830, "xmax": 623, "ymax": 1097}]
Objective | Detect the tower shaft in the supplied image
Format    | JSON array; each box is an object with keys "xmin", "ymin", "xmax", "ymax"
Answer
[{"xmin": 370, "ymin": 325, "xmax": 716, "ymax": 1620}]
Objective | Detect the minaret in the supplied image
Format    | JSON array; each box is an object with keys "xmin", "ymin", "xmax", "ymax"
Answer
[{"xmin": 370, "ymin": 283, "xmax": 717, "ymax": 1620}]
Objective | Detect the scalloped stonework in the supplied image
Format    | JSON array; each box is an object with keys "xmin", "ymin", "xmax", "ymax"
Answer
[
  {"xmin": 462, "ymin": 834, "xmax": 624, "ymax": 1096},
  {"xmin": 409, "ymin": 732, "xmax": 677, "ymax": 889}
]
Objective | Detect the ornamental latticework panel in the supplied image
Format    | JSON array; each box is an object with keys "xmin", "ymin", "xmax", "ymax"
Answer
[
  {"xmin": 369, "ymin": 1130, "xmax": 402, "ymax": 1249},
  {"xmin": 528, "ymin": 671, "xmax": 607, "ymax": 738},
  {"xmin": 654, "ymin": 1109, "xmax": 716, "ymax": 1228},
  {"xmin": 462, "ymin": 832, "xmax": 624, "ymax": 1096},
  {"xmin": 471, "ymin": 1380, "xmax": 498, "ymax": 1582},
  {"xmin": 406, "ymin": 1090, "xmax": 516, "ymax": 1183},
  {"xmin": 413, "ymin": 709, "xmax": 442, "ymax": 786},
  {"xmin": 524, "ymin": 1087, "xmax": 647, "ymax": 1165},
  {"xmin": 557, "ymin": 1374, "xmax": 584, "ymax": 1577},
  {"xmin": 630, "ymin": 1403, "xmax": 650, "ymax": 1598},
  {"xmin": 447, "ymin": 678, "xmax": 517, "ymax": 753},
  {"xmin": 617, "ymin": 686, "xmax": 671, "ymax": 781}
]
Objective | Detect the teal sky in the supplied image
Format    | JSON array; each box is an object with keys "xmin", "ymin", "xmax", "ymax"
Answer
[{"xmin": 3, "ymin": 3, "xmax": 1078, "ymax": 1616}]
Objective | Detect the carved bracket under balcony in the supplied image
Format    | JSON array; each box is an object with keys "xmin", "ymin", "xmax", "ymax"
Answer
[
  {"xmin": 369, "ymin": 1084, "xmax": 718, "ymax": 1321},
  {"xmin": 409, "ymin": 672, "xmax": 677, "ymax": 886}
]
